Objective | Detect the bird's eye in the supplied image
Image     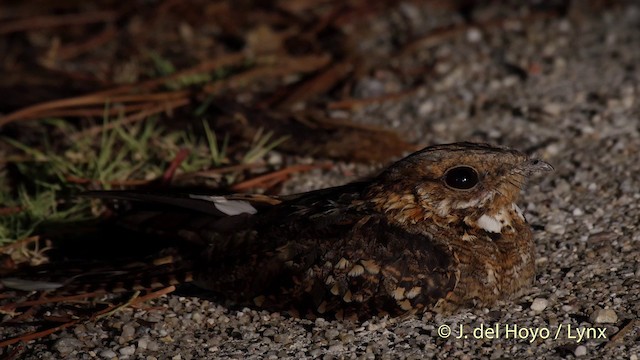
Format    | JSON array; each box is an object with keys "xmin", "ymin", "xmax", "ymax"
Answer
[{"xmin": 444, "ymin": 166, "xmax": 479, "ymax": 190}]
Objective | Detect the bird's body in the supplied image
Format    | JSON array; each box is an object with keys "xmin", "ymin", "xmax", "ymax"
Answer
[{"xmin": 1, "ymin": 142, "xmax": 552, "ymax": 319}]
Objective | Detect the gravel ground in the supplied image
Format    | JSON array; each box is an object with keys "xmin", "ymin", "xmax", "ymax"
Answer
[{"xmin": 8, "ymin": 3, "xmax": 640, "ymax": 359}]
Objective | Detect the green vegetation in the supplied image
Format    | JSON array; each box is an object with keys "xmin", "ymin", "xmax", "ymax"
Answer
[{"xmin": 0, "ymin": 113, "xmax": 287, "ymax": 244}]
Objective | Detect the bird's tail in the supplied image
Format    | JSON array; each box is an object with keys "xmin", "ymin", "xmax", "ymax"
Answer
[
  {"xmin": 1, "ymin": 189, "xmax": 272, "ymax": 295},
  {"xmin": 1, "ymin": 249, "xmax": 195, "ymax": 294}
]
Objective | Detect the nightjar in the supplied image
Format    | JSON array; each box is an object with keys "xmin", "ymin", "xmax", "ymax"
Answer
[{"xmin": 1, "ymin": 142, "xmax": 552, "ymax": 319}]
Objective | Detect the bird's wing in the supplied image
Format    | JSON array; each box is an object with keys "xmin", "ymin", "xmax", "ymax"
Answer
[
  {"xmin": 237, "ymin": 212, "xmax": 459, "ymax": 319},
  {"xmin": 83, "ymin": 190, "xmax": 282, "ymax": 216}
]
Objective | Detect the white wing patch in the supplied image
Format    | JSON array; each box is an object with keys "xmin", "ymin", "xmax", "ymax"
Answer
[
  {"xmin": 1, "ymin": 277, "xmax": 64, "ymax": 291},
  {"xmin": 189, "ymin": 195, "xmax": 257, "ymax": 215}
]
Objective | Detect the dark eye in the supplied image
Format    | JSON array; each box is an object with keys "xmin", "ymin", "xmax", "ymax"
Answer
[{"xmin": 444, "ymin": 166, "xmax": 479, "ymax": 190}]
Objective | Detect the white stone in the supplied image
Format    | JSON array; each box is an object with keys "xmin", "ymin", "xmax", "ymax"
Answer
[
  {"xmin": 99, "ymin": 350, "xmax": 117, "ymax": 359},
  {"xmin": 530, "ymin": 298, "xmax": 549, "ymax": 312},
  {"xmin": 545, "ymin": 223, "xmax": 566, "ymax": 235},
  {"xmin": 574, "ymin": 345, "xmax": 587, "ymax": 357},
  {"xmin": 119, "ymin": 345, "xmax": 136, "ymax": 356},
  {"xmin": 466, "ymin": 28, "xmax": 482, "ymax": 42},
  {"xmin": 543, "ymin": 102, "xmax": 564, "ymax": 116},
  {"xmin": 418, "ymin": 100, "xmax": 434, "ymax": 116},
  {"xmin": 591, "ymin": 309, "xmax": 618, "ymax": 324},
  {"xmin": 137, "ymin": 338, "xmax": 148, "ymax": 350}
]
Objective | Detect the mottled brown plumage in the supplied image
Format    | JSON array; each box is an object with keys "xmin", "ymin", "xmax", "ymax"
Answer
[{"xmin": 1, "ymin": 142, "xmax": 552, "ymax": 319}]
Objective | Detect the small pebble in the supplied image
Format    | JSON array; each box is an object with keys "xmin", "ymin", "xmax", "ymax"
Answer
[
  {"xmin": 99, "ymin": 349, "xmax": 118, "ymax": 359},
  {"xmin": 545, "ymin": 223, "xmax": 566, "ymax": 235},
  {"xmin": 54, "ymin": 337, "xmax": 83, "ymax": 356},
  {"xmin": 119, "ymin": 345, "xmax": 136, "ymax": 356},
  {"xmin": 530, "ymin": 298, "xmax": 549, "ymax": 311},
  {"xmin": 325, "ymin": 329, "xmax": 340, "ymax": 339},
  {"xmin": 192, "ymin": 311, "xmax": 203, "ymax": 323},
  {"xmin": 147, "ymin": 340, "xmax": 160, "ymax": 351},
  {"xmin": 120, "ymin": 322, "xmax": 136, "ymax": 343},
  {"xmin": 575, "ymin": 345, "xmax": 587, "ymax": 357},
  {"xmin": 543, "ymin": 102, "xmax": 564, "ymax": 116},
  {"xmin": 591, "ymin": 309, "xmax": 618, "ymax": 323},
  {"xmin": 466, "ymin": 28, "xmax": 482, "ymax": 43}
]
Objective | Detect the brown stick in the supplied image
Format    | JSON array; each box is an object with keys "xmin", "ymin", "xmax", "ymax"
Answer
[
  {"xmin": 0, "ymin": 287, "xmax": 176, "ymax": 348},
  {"xmin": 230, "ymin": 163, "xmax": 332, "ymax": 191},
  {"xmin": 0, "ymin": 92, "xmax": 188, "ymax": 127},
  {"xmin": 0, "ymin": 11, "xmax": 118, "ymax": 35},
  {"xmin": 0, "ymin": 291, "xmax": 105, "ymax": 312},
  {"xmin": 0, "ymin": 207, "xmax": 23, "ymax": 216},
  {"xmin": 56, "ymin": 26, "xmax": 119, "ymax": 61},
  {"xmin": 163, "ymin": 148, "xmax": 190, "ymax": 184},
  {"xmin": 0, "ymin": 319, "xmax": 80, "ymax": 348}
]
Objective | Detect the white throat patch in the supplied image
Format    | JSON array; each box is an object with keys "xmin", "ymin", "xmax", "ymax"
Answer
[
  {"xmin": 477, "ymin": 214, "xmax": 503, "ymax": 233},
  {"xmin": 475, "ymin": 205, "xmax": 517, "ymax": 233}
]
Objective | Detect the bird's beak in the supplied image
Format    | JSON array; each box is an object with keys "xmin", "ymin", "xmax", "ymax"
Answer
[{"xmin": 524, "ymin": 159, "xmax": 554, "ymax": 174}]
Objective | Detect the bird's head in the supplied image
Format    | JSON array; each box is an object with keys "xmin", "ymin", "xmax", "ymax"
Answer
[{"xmin": 367, "ymin": 142, "xmax": 553, "ymax": 224}]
